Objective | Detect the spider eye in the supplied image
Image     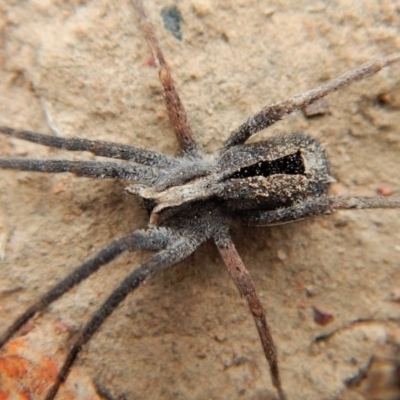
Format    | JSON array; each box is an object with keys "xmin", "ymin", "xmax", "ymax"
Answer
[{"xmin": 230, "ymin": 151, "xmax": 305, "ymax": 179}]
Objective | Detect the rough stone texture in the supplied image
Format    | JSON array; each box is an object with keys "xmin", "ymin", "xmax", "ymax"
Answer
[{"xmin": 0, "ymin": 1, "xmax": 399, "ymax": 399}]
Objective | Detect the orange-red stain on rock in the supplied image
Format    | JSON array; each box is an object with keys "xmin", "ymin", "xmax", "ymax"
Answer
[{"xmin": 0, "ymin": 323, "xmax": 100, "ymax": 400}]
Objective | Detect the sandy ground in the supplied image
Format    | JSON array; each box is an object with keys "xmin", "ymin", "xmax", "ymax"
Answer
[{"xmin": 1, "ymin": 1, "xmax": 400, "ymax": 399}]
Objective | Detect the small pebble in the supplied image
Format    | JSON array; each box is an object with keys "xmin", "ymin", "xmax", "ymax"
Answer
[{"xmin": 312, "ymin": 305, "xmax": 334, "ymax": 326}]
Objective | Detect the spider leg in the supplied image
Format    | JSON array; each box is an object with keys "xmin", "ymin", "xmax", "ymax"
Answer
[
  {"xmin": 214, "ymin": 231, "xmax": 286, "ymax": 400},
  {"xmin": 225, "ymin": 52, "xmax": 400, "ymax": 147},
  {"xmin": 0, "ymin": 125, "xmax": 177, "ymax": 167},
  {"xmin": 238, "ymin": 196, "xmax": 400, "ymax": 226},
  {"xmin": 44, "ymin": 235, "xmax": 201, "ymax": 400},
  {"xmin": 0, "ymin": 228, "xmax": 173, "ymax": 349},
  {"xmin": 133, "ymin": 0, "xmax": 199, "ymax": 157},
  {"xmin": 0, "ymin": 158, "xmax": 159, "ymax": 183}
]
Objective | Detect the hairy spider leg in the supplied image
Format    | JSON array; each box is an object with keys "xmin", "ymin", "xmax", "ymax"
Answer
[
  {"xmin": 0, "ymin": 125, "xmax": 178, "ymax": 167},
  {"xmin": 44, "ymin": 233, "xmax": 204, "ymax": 400},
  {"xmin": 225, "ymin": 53, "xmax": 400, "ymax": 148},
  {"xmin": 133, "ymin": 0, "xmax": 199, "ymax": 157},
  {"xmin": 238, "ymin": 196, "xmax": 400, "ymax": 226},
  {"xmin": 0, "ymin": 229, "xmax": 172, "ymax": 349},
  {"xmin": 0, "ymin": 158, "xmax": 159, "ymax": 183},
  {"xmin": 215, "ymin": 229, "xmax": 287, "ymax": 400}
]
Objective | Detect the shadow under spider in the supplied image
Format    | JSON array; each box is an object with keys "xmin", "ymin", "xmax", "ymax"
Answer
[{"xmin": 0, "ymin": 1, "xmax": 400, "ymax": 399}]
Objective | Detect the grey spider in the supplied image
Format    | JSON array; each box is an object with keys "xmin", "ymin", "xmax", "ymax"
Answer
[{"xmin": 1, "ymin": 1, "xmax": 400, "ymax": 399}]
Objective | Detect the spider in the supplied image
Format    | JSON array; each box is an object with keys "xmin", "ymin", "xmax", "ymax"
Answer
[{"xmin": 1, "ymin": 0, "xmax": 400, "ymax": 399}]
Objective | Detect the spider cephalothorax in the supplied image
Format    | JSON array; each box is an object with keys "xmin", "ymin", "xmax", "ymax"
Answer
[{"xmin": 0, "ymin": 1, "xmax": 399, "ymax": 399}]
